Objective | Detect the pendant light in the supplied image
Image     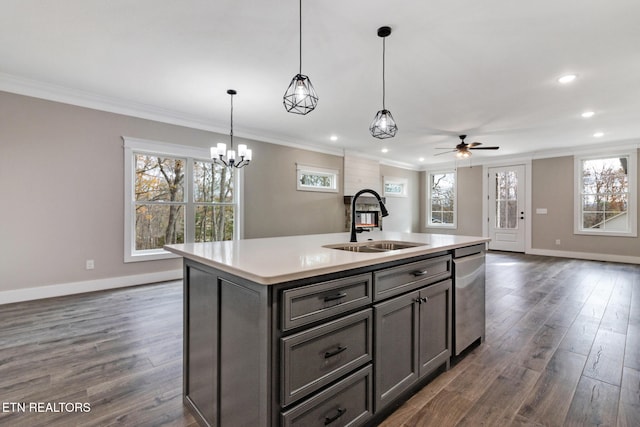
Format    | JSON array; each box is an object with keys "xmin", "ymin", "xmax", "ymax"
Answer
[
  {"xmin": 211, "ymin": 89, "xmax": 252, "ymax": 169},
  {"xmin": 369, "ymin": 26, "xmax": 398, "ymax": 139},
  {"xmin": 283, "ymin": 0, "xmax": 318, "ymax": 115}
]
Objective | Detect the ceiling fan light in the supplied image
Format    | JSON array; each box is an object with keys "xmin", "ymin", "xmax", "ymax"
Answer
[
  {"xmin": 283, "ymin": 74, "xmax": 318, "ymax": 115},
  {"xmin": 370, "ymin": 109, "xmax": 398, "ymax": 139}
]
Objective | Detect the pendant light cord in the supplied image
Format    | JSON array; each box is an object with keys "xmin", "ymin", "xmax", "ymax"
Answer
[
  {"xmin": 298, "ymin": 0, "xmax": 302, "ymax": 74},
  {"xmin": 382, "ymin": 36, "xmax": 386, "ymax": 109},
  {"xmin": 230, "ymin": 93, "xmax": 234, "ymax": 149}
]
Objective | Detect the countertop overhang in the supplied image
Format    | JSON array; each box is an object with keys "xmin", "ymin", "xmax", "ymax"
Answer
[{"xmin": 164, "ymin": 231, "xmax": 490, "ymax": 285}]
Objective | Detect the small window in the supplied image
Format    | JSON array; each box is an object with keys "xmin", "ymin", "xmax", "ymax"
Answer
[
  {"xmin": 574, "ymin": 152, "xmax": 637, "ymax": 236},
  {"xmin": 427, "ymin": 170, "xmax": 456, "ymax": 228},
  {"xmin": 296, "ymin": 164, "xmax": 339, "ymax": 192},
  {"xmin": 384, "ymin": 177, "xmax": 408, "ymax": 197}
]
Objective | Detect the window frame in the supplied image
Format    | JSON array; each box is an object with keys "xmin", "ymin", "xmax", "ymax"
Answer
[
  {"xmin": 296, "ymin": 164, "xmax": 339, "ymax": 193},
  {"xmin": 573, "ymin": 150, "xmax": 637, "ymax": 237},
  {"xmin": 124, "ymin": 137, "xmax": 241, "ymax": 262},
  {"xmin": 383, "ymin": 176, "xmax": 408, "ymax": 197},
  {"xmin": 426, "ymin": 169, "xmax": 457, "ymax": 229}
]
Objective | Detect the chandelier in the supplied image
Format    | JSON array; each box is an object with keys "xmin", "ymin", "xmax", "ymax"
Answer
[{"xmin": 211, "ymin": 89, "xmax": 252, "ymax": 169}]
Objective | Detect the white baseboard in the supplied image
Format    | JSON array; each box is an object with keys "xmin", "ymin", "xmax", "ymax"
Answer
[
  {"xmin": 0, "ymin": 269, "xmax": 183, "ymax": 305},
  {"xmin": 526, "ymin": 248, "xmax": 640, "ymax": 265}
]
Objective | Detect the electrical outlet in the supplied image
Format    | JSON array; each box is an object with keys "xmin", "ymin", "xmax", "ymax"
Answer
[
  {"xmin": 86, "ymin": 259, "xmax": 95, "ymax": 270},
  {"xmin": 555, "ymin": 239, "xmax": 561, "ymax": 245}
]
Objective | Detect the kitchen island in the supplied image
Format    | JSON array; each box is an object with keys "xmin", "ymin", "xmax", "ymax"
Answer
[{"xmin": 165, "ymin": 231, "xmax": 489, "ymax": 427}]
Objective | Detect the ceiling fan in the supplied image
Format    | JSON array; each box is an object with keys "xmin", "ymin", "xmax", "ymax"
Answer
[{"xmin": 434, "ymin": 135, "xmax": 500, "ymax": 158}]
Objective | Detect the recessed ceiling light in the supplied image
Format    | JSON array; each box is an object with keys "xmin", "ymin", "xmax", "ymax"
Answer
[
  {"xmin": 558, "ymin": 74, "xmax": 577, "ymax": 84},
  {"xmin": 581, "ymin": 111, "xmax": 595, "ymax": 118},
  {"xmin": 593, "ymin": 132, "xmax": 604, "ymax": 138},
  {"xmin": 329, "ymin": 135, "xmax": 338, "ymax": 141},
  {"xmin": 381, "ymin": 148, "xmax": 389, "ymax": 153},
  {"xmin": 418, "ymin": 157, "xmax": 425, "ymax": 162}
]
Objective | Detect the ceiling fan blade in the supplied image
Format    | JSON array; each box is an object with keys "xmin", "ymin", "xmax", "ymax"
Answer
[
  {"xmin": 434, "ymin": 150, "xmax": 456, "ymax": 156},
  {"xmin": 469, "ymin": 146, "xmax": 500, "ymax": 150},
  {"xmin": 468, "ymin": 142, "xmax": 482, "ymax": 147}
]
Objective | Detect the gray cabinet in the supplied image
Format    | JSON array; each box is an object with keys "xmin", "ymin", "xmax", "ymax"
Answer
[
  {"xmin": 182, "ymin": 250, "xmax": 464, "ymax": 427},
  {"xmin": 374, "ymin": 279, "xmax": 451, "ymax": 410}
]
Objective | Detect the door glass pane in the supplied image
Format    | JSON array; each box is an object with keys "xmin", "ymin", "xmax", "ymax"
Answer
[{"xmin": 495, "ymin": 171, "xmax": 518, "ymax": 229}]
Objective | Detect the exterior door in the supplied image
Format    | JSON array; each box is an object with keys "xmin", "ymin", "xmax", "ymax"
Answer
[{"xmin": 488, "ymin": 165, "xmax": 526, "ymax": 252}]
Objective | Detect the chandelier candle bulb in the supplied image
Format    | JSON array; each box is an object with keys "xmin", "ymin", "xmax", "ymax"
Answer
[
  {"xmin": 245, "ymin": 149, "xmax": 252, "ymax": 161},
  {"xmin": 227, "ymin": 150, "xmax": 236, "ymax": 161},
  {"xmin": 238, "ymin": 144, "xmax": 247, "ymax": 157},
  {"xmin": 216, "ymin": 143, "xmax": 226, "ymax": 156}
]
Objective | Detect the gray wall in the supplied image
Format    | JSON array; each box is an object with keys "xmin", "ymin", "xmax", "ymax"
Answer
[
  {"xmin": 3, "ymin": 90, "xmax": 637, "ymax": 295},
  {"xmin": 532, "ymin": 155, "xmax": 640, "ymax": 257},
  {"xmin": 0, "ymin": 91, "xmax": 345, "ymax": 292},
  {"xmin": 243, "ymin": 143, "xmax": 345, "ymax": 238},
  {"xmin": 420, "ymin": 158, "xmax": 640, "ymax": 259}
]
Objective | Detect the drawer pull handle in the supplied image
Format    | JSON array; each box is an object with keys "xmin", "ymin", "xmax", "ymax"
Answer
[
  {"xmin": 324, "ymin": 346, "xmax": 347, "ymax": 358},
  {"xmin": 324, "ymin": 292, "xmax": 347, "ymax": 302},
  {"xmin": 412, "ymin": 270, "xmax": 429, "ymax": 277},
  {"xmin": 413, "ymin": 297, "xmax": 429, "ymax": 304},
  {"xmin": 324, "ymin": 407, "xmax": 347, "ymax": 425}
]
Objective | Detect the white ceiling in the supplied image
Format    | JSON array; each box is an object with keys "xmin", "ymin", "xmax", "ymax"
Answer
[{"xmin": 2, "ymin": 0, "xmax": 640, "ymax": 168}]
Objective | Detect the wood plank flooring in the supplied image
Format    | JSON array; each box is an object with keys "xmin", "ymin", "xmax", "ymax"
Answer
[
  {"xmin": 381, "ymin": 252, "xmax": 640, "ymax": 427},
  {"xmin": 1, "ymin": 252, "xmax": 639, "ymax": 426}
]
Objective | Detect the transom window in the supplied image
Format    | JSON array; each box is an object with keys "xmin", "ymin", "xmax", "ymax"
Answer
[
  {"xmin": 427, "ymin": 171, "xmax": 456, "ymax": 227},
  {"xmin": 124, "ymin": 137, "xmax": 240, "ymax": 262},
  {"xmin": 296, "ymin": 164, "xmax": 339, "ymax": 192},
  {"xmin": 574, "ymin": 151, "xmax": 637, "ymax": 237}
]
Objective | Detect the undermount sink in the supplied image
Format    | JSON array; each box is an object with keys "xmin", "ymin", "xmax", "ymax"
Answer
[{"xmin": 324, "ymin": 240, "xmax": 427, "ymax": 253}]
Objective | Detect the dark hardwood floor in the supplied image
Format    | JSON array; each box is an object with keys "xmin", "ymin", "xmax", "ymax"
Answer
[{"xmin": 1, "ymin": 252, "xmax": 639, "ymax": 426}]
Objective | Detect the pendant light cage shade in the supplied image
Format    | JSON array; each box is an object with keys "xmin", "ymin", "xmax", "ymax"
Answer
[
  {"xmin": 369, "ymin": 109, "xmax": 398, "ymax": 139},
  {"xmin": 370, "ymin": 26, "xmax": 397, "ymax": 140},
  {"xmin": 283, "ymin": 73, "xmax": 318, "ymax": 115}
]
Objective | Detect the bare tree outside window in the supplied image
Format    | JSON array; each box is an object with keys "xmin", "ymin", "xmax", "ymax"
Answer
[
  {"xmin": 429, "ymin": 172, "xmax": 455, "ymax": 225},
  {"xmin": 581, "ymin": 157, "xmax": 628, "ymax": 231},
  {"xmin": 193, "ymin": 161, "xmax": 235, "ymax": 242},
  {"xmin": 135, "ymin": 155, "xmax": 186, "ymax": 250}
]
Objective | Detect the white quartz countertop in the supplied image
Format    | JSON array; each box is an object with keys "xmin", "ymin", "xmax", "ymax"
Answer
[{"xmin": 164, "ymin": 231, "xmax": 490, "ymax": 285}]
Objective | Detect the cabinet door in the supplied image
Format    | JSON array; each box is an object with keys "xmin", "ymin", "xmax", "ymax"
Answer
[
  {"xmin": 418, "ymin": 279, "xmax": 452, "ymax": 377},
  {"xmin": 374, "ymin": 290, "xmax": 420, "ymax": 411}
]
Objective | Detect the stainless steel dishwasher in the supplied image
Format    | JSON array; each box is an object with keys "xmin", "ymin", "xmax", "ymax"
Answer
[{"xmin": 453, "ymin": 244, "xmax": 486, "ymax": 356}]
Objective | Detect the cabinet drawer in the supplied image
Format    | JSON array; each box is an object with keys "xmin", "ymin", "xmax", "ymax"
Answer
[
  {"xmin": 281, "ymin": 309, "xmax": 372, "ymax": 406},
  {"xmin": 281, "ymin": 365, "xmax": 373, "ymax": 427},
  {"xmin": 374, "ymin": 255, "xmax": 451, "ymax": 301},
  {"xmin": 281, "ymin": 273, "xmax": 372, "ymax": 331}
]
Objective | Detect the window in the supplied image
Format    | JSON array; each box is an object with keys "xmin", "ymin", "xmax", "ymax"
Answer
[
  {"xmin": 296, "ymin": 164, "xmax": 338, "ymax": 192},
  {"xmin": 124, "ymin": 137, "xmax": 240, "ymax": 262},
  {"xmin": 574, "ymin": 151, "xmax": 637, "ymax": 237},
  {"xmin": 427, "ymin": 171, "xmax": 456, "ymax": 227},
  {"xmin": 383, "ymin": 176, "xmax": 408, "ymax": 197}
]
